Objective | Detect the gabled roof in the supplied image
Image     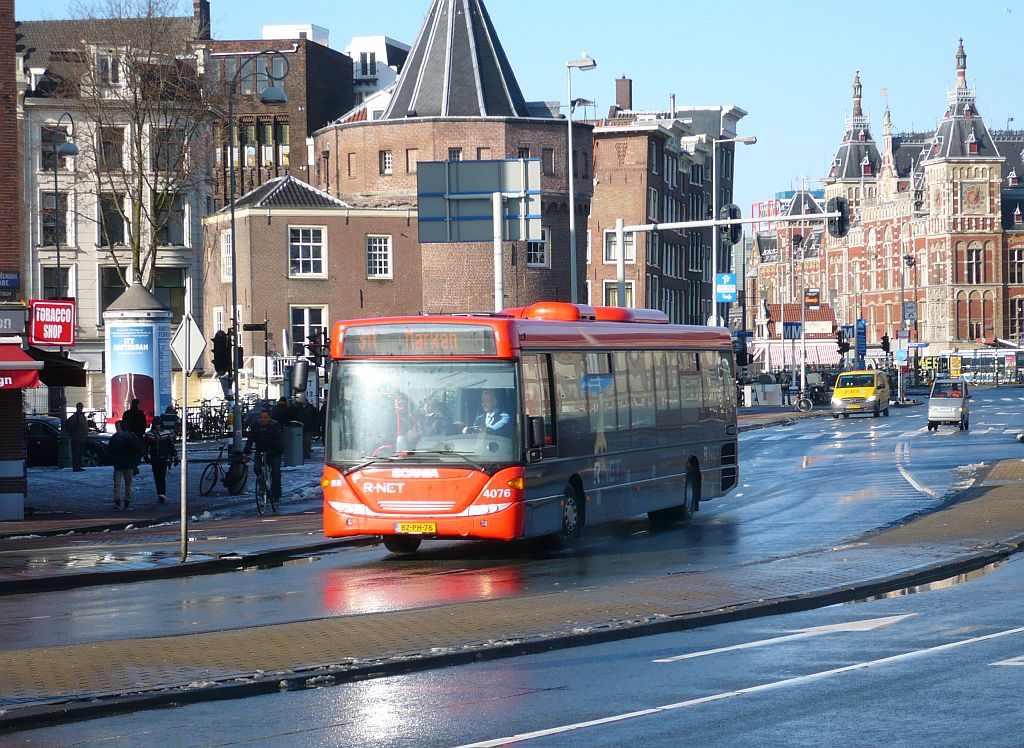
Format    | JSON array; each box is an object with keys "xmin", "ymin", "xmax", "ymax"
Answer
[
  {"xmin": 923, "ymin": 40, "xmax": 1000, "ymax": 163},
  {"xmin": 827, "ymin": 71, "xmax": 881, "ymax": 182},
  {"xmin": 225, "ymin": 176, "xmax": 350, "ymax": 212},
  {"xmin": 382, "ymin": 0, "xmax": 533, "ymax": 120},
  {"xmin": 782, "ymin": 190, "xmax": 822, "ymax": 218}
]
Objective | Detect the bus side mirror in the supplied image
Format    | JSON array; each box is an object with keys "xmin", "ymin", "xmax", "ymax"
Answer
[{"xmin": 528, "ymin": 416, "xmax": 546, "ymax": 449}]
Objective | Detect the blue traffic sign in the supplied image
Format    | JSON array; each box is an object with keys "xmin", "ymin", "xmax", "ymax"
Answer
[
  {"xmin": 895, "ymin": 349, "xmax": 908, "ymax": 362},
  {"xmin": 782, "ymin": 322, "xmax": 802, "ymax": 340},
  {"xmin": 715, "ymin": 273, "xmax": 737, "ymax": 303}
]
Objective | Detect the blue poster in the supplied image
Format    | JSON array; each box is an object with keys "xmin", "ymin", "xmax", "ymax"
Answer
[{"xmin": 107, "ymin": 324, "xmax": 157, "ymax": 423}]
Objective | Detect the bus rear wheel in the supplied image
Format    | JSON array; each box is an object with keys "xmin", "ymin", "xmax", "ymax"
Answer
[
  {"xmin": 382, "ymin": 535, "xmax": 422, "ymax": 554},
  {"xmin": 649, "ymin": 467, "xmax": 699, "ymax": 524}
]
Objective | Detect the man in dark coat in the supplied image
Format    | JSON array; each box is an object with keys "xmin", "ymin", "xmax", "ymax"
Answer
[
  {"xmin": 107, "ymin": 420, "xmax": 144, "ymax": 510},
  {"xmin": 144, "ymin": 419, "xmax": 178, "ymax": 504},
  {"xmin": 121, "ymin": 399, "xmax": 147, "ymax": 476},
  {"xmin": 244, "ymin": 410, "xmax": 284, "ymax": 506},
  {"xmin": 65, "ymin": 402, "xmax": 91, "ymax": 471},
  {"xmin": 270, "ymin": 396, "xmax": 293, "ymax": 426}
]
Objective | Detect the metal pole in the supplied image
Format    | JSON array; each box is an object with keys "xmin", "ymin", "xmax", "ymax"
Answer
[
  {"xmin": 53, "ymin": 126, "xmax": 69, "ymax": 467},
  {"xmin": 492, "ymin": 192, "xmax": 504, "ymax": 312},
  {"xmin": 789, "ymin": 236, "xmax": 797, "ymax": 398},
  {"xmin": 227, "ymin": 75, "xmax": 244, "ymax": 452},
  {"xmin": 615, "ymin": 218, "xmax": 626, "ymax": 307},
  {"xmin": 566, "ymin": 66, "xmax": 578, "ymax": 304},
  {"xmin": 710, "ymin": 140, "xmax": 719, "ymax": 326},
  {"xmin": 180, "ymin": 315, "xmax": 190, "ymax": 562},
  {"xmin": 263, "ymin": 315, "xmax": 269, "ymax": 402}
]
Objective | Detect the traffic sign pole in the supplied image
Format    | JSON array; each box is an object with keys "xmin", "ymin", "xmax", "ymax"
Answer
[{"xmin": 170, "ymin": 313, "xmax": 206, "ymax": 563}]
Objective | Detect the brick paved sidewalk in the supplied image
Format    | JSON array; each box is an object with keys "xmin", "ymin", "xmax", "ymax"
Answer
[{"xmin": 1, "ymin": 459, "xmax": 1021, "ymax": 728}]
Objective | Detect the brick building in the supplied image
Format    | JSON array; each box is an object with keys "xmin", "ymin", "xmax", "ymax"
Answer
[
  {"xmin": 749, "ymin": 42, "xmax": 1024, "ymax": 362},
  {"xmin": 587, "ymin": 77, "xmax": 748, "ymax": 324},
  {"xmin": 202, "ymin": 176, "xmax": 420, "ymax": 373},
  {"xmin": 209, "ymin": 31, "xmax": 354, "ymax": 207},
  {"xmin": 312, "ymin": 0, "xmax": 591, "ymax": 313}
]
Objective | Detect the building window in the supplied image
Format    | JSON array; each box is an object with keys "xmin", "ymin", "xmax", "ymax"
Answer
[
  {"xmin": 42, "ymin": 266, "xmax": 70, "ymax": 299},
  {"xmin": 1010, "ymin": 248, "xmax": 1024, "ymax": 285},
  {"xmin": 154, "ymin": 194, "xmax": 185, "ymax": 246},
  {"xmin": 347, "ymin": 152, "xmax": 356, "ymax": 178},
  {"xmin": 98, "ymin": 127, "xmax": 124, "ymax": 170},
  {"xmin": 379, "ymin": 150, "xmax": 393, "ymax": 175},
  {"xmin": 359, "ymin": 52, "xmax": 376, "ymax": 76},
  {"xmin": 581, "ymin": 149, "xmax": 589, "ymax": 178},
  {"xmin": 603, "ymin": 280, "xmax": 634, "ymax": 307},
  {"xmin": 213, "ymin": 306, "xmax": 225, "ymax": 334},
  {"xmin": 41, "ymin": 125, "xmax": 72, "ymax": 171},
  {"xmin": 527, "ymin": 228, "xmax": 549, "ymax": 267},
  {"xmin": 448, "ymin": 148, "xmax": 462, "ymax": 162},
  {"xmin": 100, "ymin": 266, "xmax": 129, "ymax": 316},
  {"xmin": 542, "ymin": 148, "xmax": 555, "ymax": 176},
  {"xmin": 40, "ymin": 192, "xmax": 68, "ymax": 246},
  {"xmin": 150, "ymin": 128, "xmax": 185, "ymax": 172},
  {"xmin": 152, "ymin": 267, "xmax": 186, "ymax": 325},
  {"xmin": 289, "ymin": 227, "xmax": 326, "ymax": 277},
  {"xmin": 1010, "ymin": 298, "xmax": 1024, "ymax": 343},
  {"xmin": 98, "ymin": 194, "xmax": 125, "ymax": 246},
  {"xmin": 276, "ymin": 122, "xmax": 290, "ymax": 166},
  {"xmin": 648, "ymin": 187, "xmax": 660, "ymax": 221},
  {"xmin": 647, "ymin": 233, "xmax": 660, "ymax": 267},
  {"xmin": 291, "ymin": 306, "xmax": 326, "ymax": 357},
  {"xmin": 476, "ymin": 147, "xmax": 490, "ymax": 160},
  {"xmin": 407, "ymin": 148, "xmax": 419, "ymax": 173},
  {"xmin": 966, "ymin": 242, "xmax": 983, "ymax": 284},
  {"xmin": 603, "ymin": 230, "xmax": 635, "ymax": 264},
  {"xmin": 220, "ymin": 230, "xmax": 233, "ymax": 283},
  {"xmin": 517, "ymin": 147, "xmax": 530, "ymax": 159},
  {"xmin": 366, "ymin": 235, "xmax": 392, "ymax": 279},
  {"xmin": 97, "ymin": 52, "xmax": 121, "ymax": 86}
]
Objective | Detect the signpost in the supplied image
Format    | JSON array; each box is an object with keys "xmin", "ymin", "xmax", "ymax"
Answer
[
  {"xmin": 170, "ymin": 314, "xmax": 205, "ymax": 562},
  {"xmin": 28, "ymin": 299, "xmax": 76, "ymax": 346},
  {"xmin": 855, "ymin": 319, "xmax": 867, "ymax": 369},
  {"xmin": 715, "ymin": 273, "xmax": 737, "ymax": 303}
]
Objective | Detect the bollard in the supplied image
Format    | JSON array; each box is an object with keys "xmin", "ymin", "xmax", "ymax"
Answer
[{"xmin": 283, "ymin": 420, "xmax": 303, "ymax": 466}]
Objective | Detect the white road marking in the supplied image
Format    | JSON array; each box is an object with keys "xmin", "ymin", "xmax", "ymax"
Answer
[
  {"xmin": 456, "ymin": 626, "xmax": 1024, "ymax": 747},
  {"xmin": 894, "ymin": 442, "xmax": 940, "ymax": 498},
  {"xmin": 992, "ymin": 655, "xmax": 1024, "ymax": 666},
  {"xmin": 653, "ymin": 615, "xmax": 914, "ymax": 663},
  {"xmin": 763, "ymin": 435, "xmax": 788, "ymax": 441},
  {"xmin": 797, "ymin": 434, "xmax": 819, "ymax": 440}
]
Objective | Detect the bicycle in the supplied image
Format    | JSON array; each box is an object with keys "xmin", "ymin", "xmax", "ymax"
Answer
[
  {"xmin": 198, "ymin": 444, "xmax": 249, "ymax": 496},
  {"xmin": 794, "ymin": 389, "xmax": 814, "ymax": 413},
  {"xmin": 253, "ymin": 452, "xmax": 278, "ymax": 514}
]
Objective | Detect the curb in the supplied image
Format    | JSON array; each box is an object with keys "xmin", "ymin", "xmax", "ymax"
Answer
[
  {"xmin": 2, "ymin": 540, "xmax": 1019, "ymax": 732},
  {"xmin": 0, "ymin": 536, "xmax": 374, "ymax": 596}
]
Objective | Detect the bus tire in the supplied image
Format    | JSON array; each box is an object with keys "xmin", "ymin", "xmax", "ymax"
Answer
[
  {"xmin": 558, "ymin": 484, "xmax": 584, "ymax": 543},
  {"xmin": 649, "ymin": 465, "xmax": 699, "ymax": 524},
  {"xmin": 382, "ymin": 535, "xmax": 422, "ymax": 554}
]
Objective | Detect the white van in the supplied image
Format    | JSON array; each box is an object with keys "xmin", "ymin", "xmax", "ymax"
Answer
[{"xmin": 927, "ymin": 378, "xmax": 970, "ymax": 431}]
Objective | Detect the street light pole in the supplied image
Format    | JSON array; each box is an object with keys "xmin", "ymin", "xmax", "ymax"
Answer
[
  {"xmin": 566, "ymin": 53, "xmax": 596, "ymax": 305},
  {"xmin": 51, "ymin": 113, "xmax": 78, "ymax": 467},
  {"xmin": 709, "ymin": 135, "xmax": 756, "ymax": 326},
  {"xmin": 227, "ymin": 50, "xmax": 289, "ymax": 451}
]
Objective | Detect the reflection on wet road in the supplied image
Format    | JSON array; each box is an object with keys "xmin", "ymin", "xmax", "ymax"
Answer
[{"xmin": 1, "ymin": 389, "xmax": 1021, "ymax": 652}]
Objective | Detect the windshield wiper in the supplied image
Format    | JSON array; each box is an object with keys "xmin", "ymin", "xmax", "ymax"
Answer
[
  {"xmin": 402, "ymin": 450, "xmax": 486, "ymax": 472},
  {"xmin": 342, "ymin": 454, "xmax": 404, "ymax": 475}
]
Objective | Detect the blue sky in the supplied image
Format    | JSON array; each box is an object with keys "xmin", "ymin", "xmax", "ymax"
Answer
[{"xmin": 16, "ymin": 0, "xmax": 1023, "ymax": 212}]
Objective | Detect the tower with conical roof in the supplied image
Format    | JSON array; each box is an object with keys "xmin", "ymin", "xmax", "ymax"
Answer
[{"xmin": 825, "ymin": 71, "xmax": 882, "ymax": 222}]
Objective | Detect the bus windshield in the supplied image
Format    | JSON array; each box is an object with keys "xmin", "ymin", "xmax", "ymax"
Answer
[{"xmin": 327, "ymin": 360, "xmax": 520, "ymax": 469}]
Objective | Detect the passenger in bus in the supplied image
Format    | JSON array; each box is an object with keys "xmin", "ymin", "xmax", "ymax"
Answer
[
  {"xmin": 419, "ymin": 398, "xmax": 452, "ymax": 437},
  {"xmin": 464, "ymin": 389, "xmax": 512, "ymax": 438}
]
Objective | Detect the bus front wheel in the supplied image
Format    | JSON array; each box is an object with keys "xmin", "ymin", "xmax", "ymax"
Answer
[{"xmin": 558, "ymin": 485, "xmax": 583, "ymax": 543}]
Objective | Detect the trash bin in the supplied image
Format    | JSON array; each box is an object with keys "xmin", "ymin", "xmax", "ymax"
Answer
[{"xmin": 284, "ymin": 420, "xmax": 303, "ymax": 467}]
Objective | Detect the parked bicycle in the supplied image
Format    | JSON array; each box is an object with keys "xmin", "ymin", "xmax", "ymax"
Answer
[
  {"xmin": 198, "ymin": 443, "xmax": 249, "ymax": 496},
  {"xmin": 794, "ymin": 389, "xmax": 814, "ymax": 413}
]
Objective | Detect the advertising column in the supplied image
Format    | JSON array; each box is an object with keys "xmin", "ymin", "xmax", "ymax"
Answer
[{"xmin": 102, "ymin": 284, "xmax": 173, "ymax": 424}]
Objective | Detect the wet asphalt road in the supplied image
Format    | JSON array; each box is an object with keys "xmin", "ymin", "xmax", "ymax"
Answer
[{"xmin": 2, "ymin": 388, "xmax": 1023, "ymax": 653}]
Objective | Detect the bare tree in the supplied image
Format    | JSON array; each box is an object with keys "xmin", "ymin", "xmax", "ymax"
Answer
[{"xmin": 51, "ymin": 0, "xmax": 216, "ymax": 288}]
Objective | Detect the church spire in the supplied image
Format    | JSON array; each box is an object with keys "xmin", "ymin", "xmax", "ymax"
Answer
[
  {"xmin": 852, "ymin": 70, "xmax": 863, "ymax": 117},
  {"xmin": 956, "ymin": 38, "xmax": 967, "ymax": 91}
]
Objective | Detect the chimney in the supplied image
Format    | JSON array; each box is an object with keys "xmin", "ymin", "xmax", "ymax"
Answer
[
  {"xmin": 616, "ymin": 76, "xmax": 633, "ymax": 112},
  {"xmin": 194, "ymin": 0, "xmax": 211, "ymax": 40},
  {"xmin": 669, "ymin": 93, "xmax": 676, "ymax": 117}
]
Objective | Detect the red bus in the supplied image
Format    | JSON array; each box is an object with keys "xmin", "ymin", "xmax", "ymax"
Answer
[{"xmin": 322, "ymin": 302, "xmax": 738, "ymax": 553}]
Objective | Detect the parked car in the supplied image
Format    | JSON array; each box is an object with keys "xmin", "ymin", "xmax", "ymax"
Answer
[{"xmin": 25, "ymin": 416, "xmax": 111, "ymax": 468}]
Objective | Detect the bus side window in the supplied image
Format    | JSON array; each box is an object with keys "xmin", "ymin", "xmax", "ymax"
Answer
[
  {"xmin": 678, "ymin": 351, "xmax": 700, "ymax": 426},
  {"xmin": 522, "ymin": 354, "xmax": 554, "ymax": 446}
]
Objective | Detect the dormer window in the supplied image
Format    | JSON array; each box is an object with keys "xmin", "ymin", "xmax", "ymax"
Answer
[
  {"xmin": 966, "ymin": 132, "xmax": 978, "ymax": 155},
  {"xmin": 964, "ymin": 106, "xmax": 973, "ymax": 118},
  {"xmin": 97, "ymin": 52, "xmax": 121, "ymax": 87},
  {"xmin": 858, "ymin": 130, "xmax": 866, "ymax": 142},
  {"xmin": 1015, "ymin": 205, "xmax": 1023, "ymax": 224},
  {"xmin": 1009, "ymin": 170, "xmax": 1019, "ymax": 187},
  {"xmin": 861, "ymin": 156, "xmax": 873, "ymax": 176}
]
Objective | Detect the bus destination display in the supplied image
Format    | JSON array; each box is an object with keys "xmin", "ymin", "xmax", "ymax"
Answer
[{"xmin": 342, "ymin": 324, "xmax": 498, "ymax": 356}]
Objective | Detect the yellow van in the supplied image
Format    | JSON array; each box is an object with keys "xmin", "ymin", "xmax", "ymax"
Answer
[{"xmin": 830, "ymin": 370, "xmax": 891, "ymax": 419}]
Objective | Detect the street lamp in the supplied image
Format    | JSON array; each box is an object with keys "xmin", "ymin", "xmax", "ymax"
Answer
[
  {"xmin": 50, "ymin": 113, "xmax": 78, "ymax": 467},
  {"xmin": 709, "ymin": 135, "xmax": 756, "ymax": 326},
  {"xmin": 566, "ymin": 53, "xmax": 596, "ymax": 304},
  {"xmin": 227, "ymin": 50, "xmax": 289, "ymax": 450}
]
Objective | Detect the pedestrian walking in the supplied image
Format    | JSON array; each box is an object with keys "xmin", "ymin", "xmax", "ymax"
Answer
[
  {"xmin": 108, "ymin": 420, "xmax": 144, "ymax": 510},
  {"xmin": 143, "ymin": 419, "xmax": 178, "ymax": 504},
  {"xmin": 270, "ymin": 396, "xmax": 293, "ymax": 427},
  {"xmin": 160, "ymin": 404, "xmax": 182, "ymax": 439},
  {"xmin": 298, "ymin": 400, "xmax": 319, "ymax": 460},
  {"xmin": 122, "ymin": 399, "xmax": 147, "ymax": 475},
  {"xmin": 65, "ymin": 402, "xmax": 90, "ymax": 471}
]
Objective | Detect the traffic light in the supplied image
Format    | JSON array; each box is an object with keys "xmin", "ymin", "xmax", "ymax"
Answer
[
  {"xmin": 881, "ymin": 334, "xmax": 891, "ymax": 353},
  {"xmin": 720, "ymin": 204, "xmax": 743, "ymax": 245},
  {"xmin": 836, "ymin": 330, "xmax": 850, "ymax": 355},
  {"xmin": 826, "ymin": 196, "xmax": 850, "ymax": 238},
  {"xmin": 211, "ymin": 330, "xmax": 231, "ymax": 374}
]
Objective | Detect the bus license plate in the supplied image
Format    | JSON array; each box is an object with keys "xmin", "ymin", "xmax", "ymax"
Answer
[{"xmin": 395, "ymin": 522, "xmax": 436, "ymax": 534}]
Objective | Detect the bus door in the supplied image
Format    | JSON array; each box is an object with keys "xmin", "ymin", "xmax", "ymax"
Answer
[{"xmin": 521, "ymin": 354, "xmax": 556, "ymax": 460}]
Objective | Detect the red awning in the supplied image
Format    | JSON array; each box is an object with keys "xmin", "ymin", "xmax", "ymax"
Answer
[
  {"xmin": 26, "ymin": 346, "xmax": 87, "ymax": 388},
  {"xmin": 0, "ymin": 345, "xmax": 42, "ymax": 390}
]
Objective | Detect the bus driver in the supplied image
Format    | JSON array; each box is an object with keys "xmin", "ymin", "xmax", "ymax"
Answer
[{"xmin": 464, "ymin": 389, "xmax": 512, "ymax": 438}]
